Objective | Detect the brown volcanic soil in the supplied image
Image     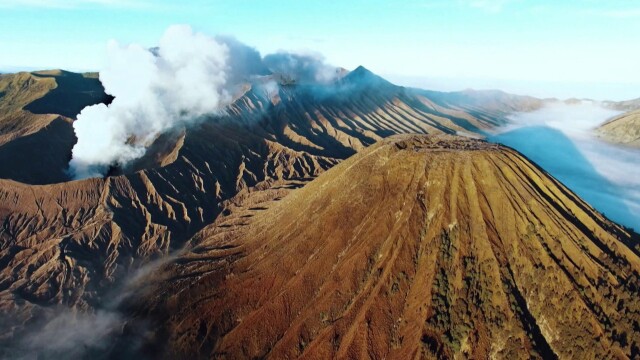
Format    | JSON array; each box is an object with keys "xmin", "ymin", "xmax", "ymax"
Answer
[
  {"xmin": 0, "ymin": 123, "xmax": 337, "ymax": 338},
  {"xmin": 122, "ymin": 134, "xmax": 640, "ymax": 360}
]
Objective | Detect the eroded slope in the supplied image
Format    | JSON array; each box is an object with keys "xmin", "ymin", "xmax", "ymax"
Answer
[{"xmin": 126, "ymin": 135, "xmax": 640, "ymax": 360}]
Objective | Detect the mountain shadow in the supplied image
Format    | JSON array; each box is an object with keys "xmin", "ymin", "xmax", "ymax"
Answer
[
  {"xmin": 25, "ymin": 70, "xmax": 112, "ymax": 119},
  {"xmin": 489, "ymin": 126, "xmax": 638, "ymax": 231}
]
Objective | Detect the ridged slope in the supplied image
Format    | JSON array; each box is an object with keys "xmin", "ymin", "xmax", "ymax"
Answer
[
  {"xmin": 596, "ymin": 109, "xmax": 640, "ymax": 147},
  {"xmin": 0, "ymin": 68, "xmax": 544, "ymax": 329},
  {"xmin": 0, "ymin": 69, "xmax": 548, "ymax": 356},
  {"xmin": 0, "ymin": 67, "xmax": 543, "ymax": 185},
  {"xmin": 0, "ymin": 124, "xmax": 336, "ymax": 333},
  {"xmin": 128, "ymin": 135, "xmax": 640, "ymax": 360}
]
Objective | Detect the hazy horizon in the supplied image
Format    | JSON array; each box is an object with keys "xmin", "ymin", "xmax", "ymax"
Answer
[
  {"xmin": 2, "ymin": 0, "xmax": 639, "ymax": 101},
  {"xmin": 2, "ymin": 64, "xmax": 637, "ymax": 102}
]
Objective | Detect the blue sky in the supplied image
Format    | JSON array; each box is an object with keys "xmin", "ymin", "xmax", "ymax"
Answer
[{"xmin": 1, "ymin": 0, "xmax": 639, "ymax": 100}]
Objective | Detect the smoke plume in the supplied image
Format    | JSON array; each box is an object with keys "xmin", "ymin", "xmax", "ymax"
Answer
[
  {"xmin": 70, "ymin": 25, "xmax": 231, "ymax": 179},
  {"xmin": 69, "ymin": 26, "xmax": 341, "ymax": 179},
  {"xmin": 15, "ymin": 254, "xmax": 179, "ymax": 359}
]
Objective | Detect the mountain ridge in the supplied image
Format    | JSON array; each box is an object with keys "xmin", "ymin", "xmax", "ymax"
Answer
[
  {"xmin": 0, "ymin": 66, "xmax": 547, "ymax": 185},
  {"xmin": 1, "ymin": 67, "xmax": 639, "ymax": 359},
  {"xmin": 1, "ymin": 67, "xmax": 546, "ymax": 349}
]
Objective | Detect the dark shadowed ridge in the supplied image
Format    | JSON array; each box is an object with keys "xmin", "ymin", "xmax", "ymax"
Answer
[{"xmin": 25, "ymin": 70, "xmax": 113, "ymax": 119}]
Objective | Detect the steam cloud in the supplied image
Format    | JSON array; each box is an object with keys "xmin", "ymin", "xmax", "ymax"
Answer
[
  {"xmin": 22, "ymin": 309, "xmax": 122, "ymax": 358},
  {"xmin": 69, "ymin": 25, "xmax": 340, "ymax": 179},
  {"xmin": 70, "ymin": 25, "xmax": 230, "ymax": 179},
  {"xmin": 489, "ymin": 102, "xmax": 640, "ymax": 230},
  {"xmin": 16, "ymin": 254, "xmax": 179, "ymax": 359}
]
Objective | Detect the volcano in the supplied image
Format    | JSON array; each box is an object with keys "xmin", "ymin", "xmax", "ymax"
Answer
[{"xmin": 121, "ymin": 134, "xmax": 640, "ymax": 359}]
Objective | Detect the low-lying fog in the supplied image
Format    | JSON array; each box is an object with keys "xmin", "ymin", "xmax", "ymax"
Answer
[{"xmin": 489, "ymin": 102, "xmax": 640, "ymax": 231}]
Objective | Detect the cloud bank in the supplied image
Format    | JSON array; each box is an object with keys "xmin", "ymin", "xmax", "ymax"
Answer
[
  {"xmin": 489, "ymin": 102, "xmax": 640, "ymax": 230},
  {"xmin": 496, "ymin": 101, "xmax": 618, "ymax": 133},
  {"xmin": 69, "ymin": 26, "xmax": 341, "ymax": 179}
]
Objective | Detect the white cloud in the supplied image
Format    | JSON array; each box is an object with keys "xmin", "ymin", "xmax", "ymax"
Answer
[{"xmin": 500, "ymin": 102, "xmax": 620, "ymax": 133}]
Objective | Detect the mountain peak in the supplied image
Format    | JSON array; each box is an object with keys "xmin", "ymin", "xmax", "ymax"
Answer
[
  {"xmin": 342, "ymin": 65, "xmax": 392, "ymax": 87},
  {"xmin": 351, "ymin": 64, "xmax": 373, "ymax": 75}
]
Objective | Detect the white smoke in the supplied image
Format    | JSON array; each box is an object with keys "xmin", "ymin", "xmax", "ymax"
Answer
[
  {"xmin": 21, "ymin": 309, "xmax": 122, "ymax": 357},
  {"xmin": 70, "ymin": 25, "xmax": 231, "ymax": 179},
  {"xmin": 68, "ymin": 26, "xmax": 344, "ymax": 179}
]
